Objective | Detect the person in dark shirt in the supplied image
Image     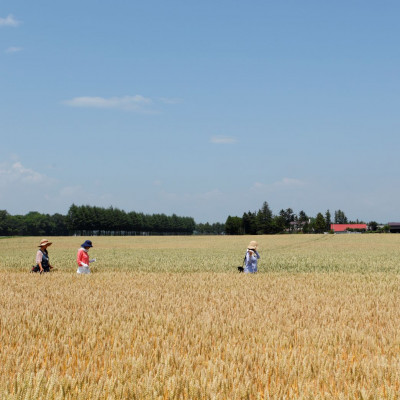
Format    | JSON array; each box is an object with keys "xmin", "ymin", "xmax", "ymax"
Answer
[{"xmin": 32, "ymin": 239, "xmax": 53, "ymax": 273}]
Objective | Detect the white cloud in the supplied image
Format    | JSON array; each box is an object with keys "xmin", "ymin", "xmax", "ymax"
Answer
[
  {"xmin": 63, "ymin": 95, "xmax": 182, "ymax": 113},
  {"xmin": 0, "ymin": 14, "xmax": 21, "ymax": 27},
  {"xmin": 276, "ymin": 177, "xmax": 305, "ymax": 186},
  {"xmin": 0, "ymin": 162, "xmax": 48, "ymax": 185},
  {"xmin": 5, "ymin": 46, "xmax": 22, "ymax": 54},
  {"xmin": 210, "ymin": 136, "xmax": 237, "ymax": 144},
  {"xmin": 63, "ymin": 95, "xmax": 155, "ymax": 112},
  {"xmin": 0, "ymin": 160, "xmax": 114, "ymax": 214}
]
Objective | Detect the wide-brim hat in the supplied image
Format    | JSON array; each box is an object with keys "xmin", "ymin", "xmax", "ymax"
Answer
[
  {"xmin": 81, "ymin": 240, "xmax": 93, "ymax": 248},
  {"xmin": 247, "ymin": 240, "xmax": 258, "ymax": 250},
  {"xmin": 38, "ymin": 239, "xmax": 52, "ymax": 247}
]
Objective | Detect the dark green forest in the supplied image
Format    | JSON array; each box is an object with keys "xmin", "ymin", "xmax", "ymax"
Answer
[
  {"xmin": 0, "ymin": 205, "xmax": 195, "ymax": 236},
  {"xmin": 225, "ymin": 203, "xmax": 370, "ymax": 234},
  {"xmin": 0, "ymin": 202, "xmax": 381, "ymax": 236}
]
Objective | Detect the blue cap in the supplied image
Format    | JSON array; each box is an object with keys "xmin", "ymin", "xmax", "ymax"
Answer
[{"xmin": 81, "ymin": 240, "xmax": 93, "ymax": 248}]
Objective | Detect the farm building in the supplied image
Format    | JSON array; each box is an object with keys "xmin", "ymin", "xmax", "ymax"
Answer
[
  {"xmin": 388, "ymin": 222, "xmax": 400, "ymax": 233},
  {"xmin": 289, "ymin": 220, "xmax": 308, "ymax": 232},
  {"xmin": 330, "ymin": 224, "xmax": 367, "ymax": 233}
]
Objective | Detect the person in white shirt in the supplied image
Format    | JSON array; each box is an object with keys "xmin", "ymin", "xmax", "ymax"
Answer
[{"xmin": 244, "ymin": 241, "xmax": 260, "ymax": 273}]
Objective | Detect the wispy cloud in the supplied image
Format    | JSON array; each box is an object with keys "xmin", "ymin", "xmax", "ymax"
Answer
[
  {"xmin": 0, "ymin": 162, "xmax": 49, "ymax": 185},
  {"xmin": 277, "ymin": 177, "xmax": 305, "ymax": 186},
  {"xmin": 5, "ymin": 46, "xmax": 22, "ymax": 54},
  {"xmin": 0, "ymin": 14, "xmax": 21, "ymax": 27},
  {"xmin": 210, "ymin": 136, "xmax": 237, "ymax": 144},
  {"xmin": 63, "ymin": 95, "xmax": 153, "ymax": 112},
  {"xmin": 63, "ymin": 95, "xmax": 182, "ymax": 113},
  {"xmin": 0, "ymin": 159, "xmax": 118, "ymax": 213}
]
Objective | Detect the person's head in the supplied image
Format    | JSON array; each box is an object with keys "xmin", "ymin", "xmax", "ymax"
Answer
[
  {"xmin": 247, "ymin": 240, "xmax": 258, "ymax": 251},
  {"xmin": 38, "ymin": 238, "xmax": 52, "ymax": 249},
  {"xmin": 81, "ymin": 240, "xmax": 93, "ymax": 250}
]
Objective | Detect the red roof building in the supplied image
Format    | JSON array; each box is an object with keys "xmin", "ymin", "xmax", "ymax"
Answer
[{"xmin": 330, "ymin": 224, "xmax": 367, "ymax": 232}]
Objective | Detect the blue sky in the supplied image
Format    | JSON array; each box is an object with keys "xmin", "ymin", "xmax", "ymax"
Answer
[{"xmin": 1, "ymin": 1, "xmax": 399, "ymax": 223}]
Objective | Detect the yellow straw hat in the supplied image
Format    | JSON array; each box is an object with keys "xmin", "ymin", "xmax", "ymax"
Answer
[
  {"xmin": 38, "ymin": 239, "xmax": 52, "ymax": 247},
  {"xmin": 247, "ymin": 240, "xmax": 258, "ymax": 250}
]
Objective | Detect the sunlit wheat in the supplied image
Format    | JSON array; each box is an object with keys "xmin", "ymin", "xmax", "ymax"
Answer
[{"xmin": 1, "ymin": 235, "xmax": 400, "ymax": 399}]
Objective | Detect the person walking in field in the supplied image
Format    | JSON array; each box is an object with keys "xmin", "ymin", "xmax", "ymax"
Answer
[
  {"xmin": 244, "ymin": 240, "xmax": 260, "ymax": 273},
  {"xmin": 32, "ymin": 239, "xmax": 54, "ymax": 273},
  {"xmin": 76, "ymin": 240, "xmax": 95, "ymax": 274}
]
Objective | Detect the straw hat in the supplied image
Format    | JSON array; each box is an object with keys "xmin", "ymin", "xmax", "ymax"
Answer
[
  {"xmin": 38, "ymin": 239, "xmax": 52, "ymax": 247},
  {"xmin": 247, "ymin": 240, "xmax": 258, "ymax": 250}
]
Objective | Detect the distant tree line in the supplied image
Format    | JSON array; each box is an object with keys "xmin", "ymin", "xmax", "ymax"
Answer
[
  {"xmin": 0, "ymin": 210, "xmax": 69, "ymax": 236},
  {"xmin": 0, "ymin": 205, "xmax": 196, "ymax": 236},
  {"xmin": 0, "ymin": 201, "xmax": 388, "ymax": 237},
  {"xmin": 195, "ymin": 222, "xmax": 225, "ymax": 235},
  {"xmin": 67, "ymin": 204, "xmax": 196, "ymax": 235},
  {"xmin": 224, "ymin": 201, "xmax": 382, "ymax": 235}
]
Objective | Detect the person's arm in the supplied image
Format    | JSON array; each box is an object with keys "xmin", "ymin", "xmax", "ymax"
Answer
[
  {"xmin": 248, "ymin": 250, "xmax": 257, "ymax": 257},
  {"xmin": 255, "ymin": 251, "xmax": 260, "ymax": 259},
  {"xmin": 246, "ymin": 250, "xmax": 256, "ymax": 262},
  {"xmin": 36, "ymin": 250, "xmax": 44, "ymax": 272}
]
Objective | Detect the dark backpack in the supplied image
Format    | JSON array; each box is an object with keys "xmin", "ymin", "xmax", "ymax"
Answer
[{"xmin": 237, "ymin": 253, "xmax": 246, "ymax": 272}]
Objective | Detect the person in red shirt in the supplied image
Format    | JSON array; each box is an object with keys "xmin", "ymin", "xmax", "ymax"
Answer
[{"xmin": 76, "ymin": 240, "xmax": 95, "ymax": 274}]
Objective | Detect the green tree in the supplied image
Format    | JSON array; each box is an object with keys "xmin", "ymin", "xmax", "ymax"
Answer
[
  {"xmin": 279, "ymin": 208, "xmax": 295, "ymax": 231},
  {"xmin": 214, "ymin": 222, "xmax": 225, "ymax": 234},
  {"xmin": 50, "ymin": 213, "xmax": 68, "ymax": 235},
  {"xmin": 183, "ymin": 217, "xmax": 195, "ymax": 234},
  {"xmin": 298, "ymin": 210, "xmax": 308, "ymax": 222},
  {"xmin": 0, "ymin": 210, "xmax": 11, "ymax": 235},
  {"xmin": 325, "ymin": 210, "xmax": 332, "ymax": 231},
  {"xmin": 242, "ymin": 211, "xmax": 257, "ymax": 234},
  {"xmin": 334, "ymin": 210, "xmax": 348, "ymax": 224},
  {"xmin": 314, "ymin": 212, "xmax": 326, "ymax": 233},
  {"xmin": 225, "ymin": 216, "xmax": 243, "ymax": 235},
  {"xmin": 24, "ymin": 211, "xmax": 48, "ymax": 235},
  {"xmin": 302, "ymin": 221, "xmax": 311, "ymax": 233},
  {"xmin": 256, "ymin": 201, "xmax": 273, "ymax": 234},
  {"xmin": 271, "ymin": 215, "xmax": 286, "ymax": 233},
  {"xmin": 368, "ymin": 221, "xmax": 378, "ymax": 231},
  {"xmin": 66, "ymin": 204, "xmax": 79, "ymax": 234},
  {"xmin": 7, "ymin": 215, "xmax": 24, "ymax": 235}
]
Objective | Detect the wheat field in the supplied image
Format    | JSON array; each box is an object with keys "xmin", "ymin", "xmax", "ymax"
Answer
[{"xmin": 1, "ymin": 234, "xmax": 400, "ymax": 399}]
